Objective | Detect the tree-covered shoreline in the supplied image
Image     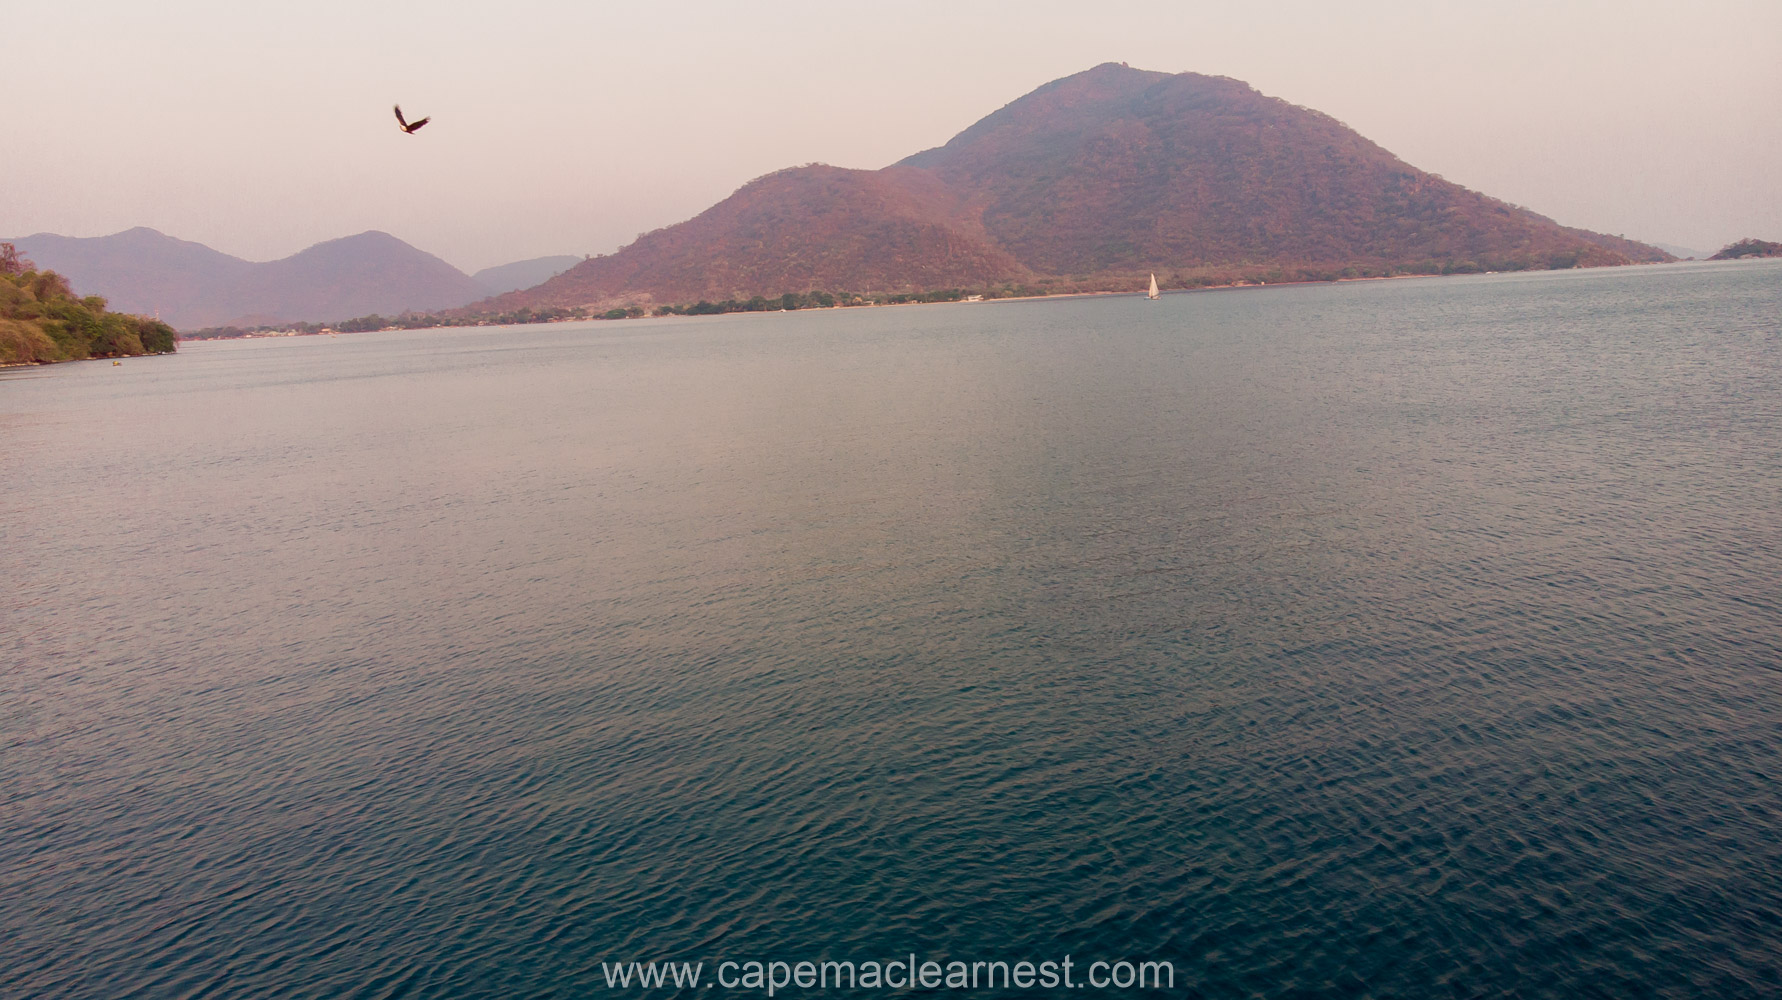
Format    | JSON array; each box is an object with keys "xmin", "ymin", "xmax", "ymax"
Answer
[
  {"xmin": 180, "ymin": 253, "xmax": 1629, "ymax": 342},
  {"xmin": 1, "ymin": 244, "xmax": 176, "ymax": 364}
]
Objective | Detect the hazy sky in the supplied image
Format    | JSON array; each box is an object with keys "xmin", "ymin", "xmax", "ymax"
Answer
[{"xmin": 6, "ymin": 0, "xmax": 1779, "ymax": 271}]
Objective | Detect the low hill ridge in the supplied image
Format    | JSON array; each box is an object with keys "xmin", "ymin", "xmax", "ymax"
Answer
[{"xmin": 1709, "ymin": 238, "xmax": 1782, "ymax": 260}]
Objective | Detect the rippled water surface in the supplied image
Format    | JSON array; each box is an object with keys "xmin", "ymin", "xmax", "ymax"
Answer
[{"xmin": 4, "ymin": 262, "xmax": 1781, "ymax": 999}]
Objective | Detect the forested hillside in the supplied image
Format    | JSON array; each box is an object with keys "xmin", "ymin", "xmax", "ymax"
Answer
[{"xmin": 1, "ymin": 244, "xmax": 176, "ymax": 364}]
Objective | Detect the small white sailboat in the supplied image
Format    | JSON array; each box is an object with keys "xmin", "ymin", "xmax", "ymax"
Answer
[{"xmin": 1147, "ymin": 273, "xmax": 1160, "ymax": 300}]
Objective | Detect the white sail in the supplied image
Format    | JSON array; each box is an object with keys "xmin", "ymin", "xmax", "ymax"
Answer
[{"xmin": 1147, "ymin": 273, "xmax": 1160, "ymax": 300}]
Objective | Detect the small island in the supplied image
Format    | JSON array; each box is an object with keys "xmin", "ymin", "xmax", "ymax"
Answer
[
  {"xmin": 1709, "ymin": 238, "xmax": 1782, "ymax": 260},
  {"xmin": 2, "ymin": 243, "xmax": 176, "ymax": 364}
]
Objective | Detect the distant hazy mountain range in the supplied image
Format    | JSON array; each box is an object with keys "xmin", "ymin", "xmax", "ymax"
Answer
[
  {"xmin": 490, "ymin": 63, "xmax": 1671, "ymax": 313},
  {"xmin": 470, "ymin": 256, "xmax": 583, "ymax": 298},
  {"xmin": 1652, "ymin": 243, "xmax": 1711, "ymax": 261},
  {"xmin": 0, "ymin": 230, "xmax": 580, "ymax": 330}
]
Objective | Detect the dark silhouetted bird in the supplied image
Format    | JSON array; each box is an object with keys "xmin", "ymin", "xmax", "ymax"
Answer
[{"xmin": 393, "ymin": 105, "xmax": 430, "ymax": 135}]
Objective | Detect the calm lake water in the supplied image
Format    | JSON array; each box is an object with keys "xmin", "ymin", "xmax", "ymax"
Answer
[{"xmin": 3, "ymin": 261, "xmax": 1780, "ymax": 999}]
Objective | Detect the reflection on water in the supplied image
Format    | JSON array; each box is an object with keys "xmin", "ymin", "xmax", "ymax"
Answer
[{"xmin": 4, "ymin": 261, "xmax": 1780, "ymax": 998}]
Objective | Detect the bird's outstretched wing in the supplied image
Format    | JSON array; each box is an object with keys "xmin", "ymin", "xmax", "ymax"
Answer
[
  {"xmin": 393, "ymin": 104, "xmax": 409, "ymax": 129},
  {"xmin": 406, "ymin": 116, "xmax": 431, "ymax": 133}
]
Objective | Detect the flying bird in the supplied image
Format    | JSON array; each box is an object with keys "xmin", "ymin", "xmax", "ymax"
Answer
[{"xmin": 393, "ymin": 104, "xmax": 430, "ymax": 135}]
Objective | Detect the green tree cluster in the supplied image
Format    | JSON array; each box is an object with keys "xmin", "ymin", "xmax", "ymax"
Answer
[
  {"xmin": 1, "ymin": 244, "xmax": 177, "ymax": 364},
  {"xmin": 653, "ymin": 290, "xmax": 838, "ymax": 316}
]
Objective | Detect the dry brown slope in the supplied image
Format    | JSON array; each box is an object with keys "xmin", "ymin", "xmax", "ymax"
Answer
[
  {"xmin": 487, "ymin": 165, "xmax": 1026, "ymax": 312},
  {"xmin": 900, "ymin": 63, "xmax": 1670, "ymax": 273}
]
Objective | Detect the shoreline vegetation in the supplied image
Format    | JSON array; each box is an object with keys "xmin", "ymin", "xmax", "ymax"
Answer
[
  {"xmin": 180, "ymin": 255, "xmax": 1668, "ymax": 341},
  {"xmin": 1708, "ymin": 238, "xmax": 1782, "ymax": 260},
  {"xmin": 2, "ymin": 244, "xmax": 177, "ymax": 365}
]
